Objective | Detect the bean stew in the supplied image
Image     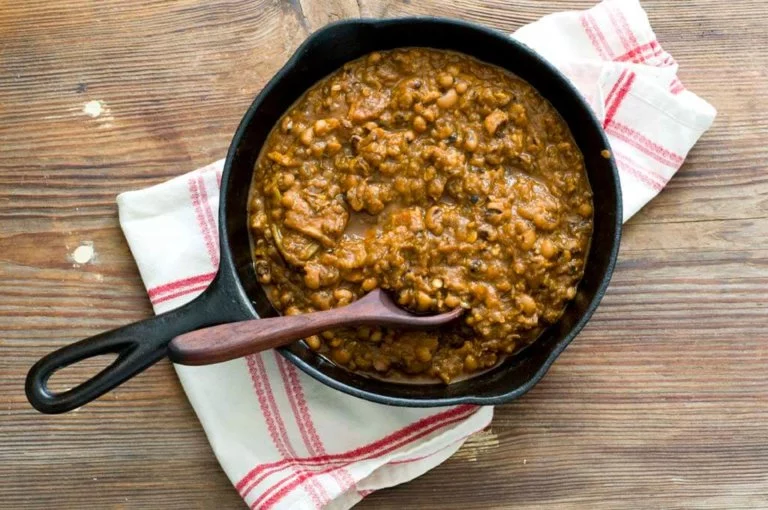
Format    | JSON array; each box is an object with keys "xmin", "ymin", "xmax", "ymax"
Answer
[{"xmin": 248, "ymin": 48, "xmax": 593, "ymax": 383}]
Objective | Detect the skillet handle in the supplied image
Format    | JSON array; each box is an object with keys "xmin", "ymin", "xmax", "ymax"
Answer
[{"xmin": 25, "ymin": 279, "xmax": 243, "ymax": 414}]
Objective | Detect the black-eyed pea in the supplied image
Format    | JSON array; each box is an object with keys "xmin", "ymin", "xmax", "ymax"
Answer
[
  {"xmin": 517, "ymin": 293, "xmax": 537, "ymax": 315},
  {"xmin": 579, "ymin": 202, "xmax": 593, "ymax": 217},
  {"xmin": 415, "ymin": 346, "xmax": 433, "ymax": 363},
  {"xmin": 521, "ymin": 229, "xmax": 537, "ymax": 250},
  {"xmin": 427, "ymin": 178, "xmax": 444, "ymax": 199},
  {"xmin": 332, "ymin": 348, "xmax": 352, "ymax": 365},
  {"xmin": 278, "ymin": 173, "xmax": 295, "ymax": 190},
  {"xmin": 306, "ymin": 335, "xmax": 322, "ymax": 350},
  {"xmin": 470, "ymin": 154, "xmax": 485, "ymax": 166},
  {"xmin": 373, "ymin": 357, "xmax": 390, "ymax": 372},
  {"xmin": 398, "ymin": 90, "xmax": 414, "ymax": 109},
  {"xmin": 539, "ymin": 238, "xmax": 557, "ymax": 259},
  {"xmin": 326, "ymin": 139, "xmax": 342, "ymax": 155},
  {"xmin": 437, "ymin": 88, "xmax": 458, "ymax": 109},
  {"xmin": 413, "ymin": 115, "xmax": 427, "ymax": 132},
  {"xmin": 425, "ymin": 206, "xmax": 444, "ymax": 235},
  {"xmin": 483, "ymin": 109, "xmax": 508, "ymax": 135},
  {"xmin": 470, "ymin": 283, "xmax": 487, "ymax": 300},
  {"xmin": 333, "ymin": 288, "xmax": 354, "ymax": 304},
  {"xmin": 299, "ymin": 127, "xmax": 314, "ymax": 146},
  {"xmin": 386, "ymin": 144, "xmax": 401, "ymax": 157},
  {"xmin": 437, "ymin": 72, "xmax": 454, "ymax": 89},
  {"xmin": 314, "ymin": 118, "xmax": 339, "ymax": 136},
  {"xmin": 436, "ymin": 123, "xmax": 453, "ymax": 139},
  {"xmin": 464, "ymin": 130, "xmax": 478, "ymax": 152},
  {"xmin": 416, "ymin": 291, "xmax": 434, "ymax": 311},
  {"xmin": 310, "ymin": 141, "xmax": 326, "ymax": 157},
  {"xmin": 397, "ymin": 290, "xmax": 413, "ymax": 306},
  {"xmin": 303, "ymin": 267, "xmax": 321, "ymax": 290},
  {"xmin": 444, "ymin": 294, "xmax": 460, "ymax": 308},
  {"xmin": 534, "ymin": 213, "xmax": 558, "ymax": 231}
]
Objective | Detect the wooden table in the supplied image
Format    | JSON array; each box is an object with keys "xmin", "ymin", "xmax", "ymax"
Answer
[{"xmin": 2, "ymin": 1, "xmax": 766, "ymax": 508}]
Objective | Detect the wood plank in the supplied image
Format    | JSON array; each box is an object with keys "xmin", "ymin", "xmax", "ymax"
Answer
[{"xmin": 1, "ymin": 0, "xmax": 767, "ymax": 508}]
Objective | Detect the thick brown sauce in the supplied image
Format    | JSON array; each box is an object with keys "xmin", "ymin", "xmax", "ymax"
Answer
[{"xmin": 249, "ymin": 48, "xmax": 593, "ymax": 383}]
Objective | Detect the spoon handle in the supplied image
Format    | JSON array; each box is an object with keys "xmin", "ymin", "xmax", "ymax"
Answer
[
  {"xmin": 168, "ymin": 304, "xmax": 365, "ymax": 365},
  {"xmin": 168, "ymin": 289, "xmax": 404, "ymax": 365}
]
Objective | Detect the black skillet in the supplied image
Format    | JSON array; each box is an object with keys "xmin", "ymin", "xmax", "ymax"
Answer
[{"xmin": 26, "ymin": 17, "xmax": 622, "ymax": 414}]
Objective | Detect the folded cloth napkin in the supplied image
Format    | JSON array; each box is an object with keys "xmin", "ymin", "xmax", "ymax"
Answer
[{"xmin": 117, "ymin": 1, "xmax": 715, "ymax": 508}]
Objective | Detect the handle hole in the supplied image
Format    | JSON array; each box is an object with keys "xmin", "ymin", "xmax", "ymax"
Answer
[{"xmin": 47, "ymin": 353, "xmax": 119, "ymax": 393}]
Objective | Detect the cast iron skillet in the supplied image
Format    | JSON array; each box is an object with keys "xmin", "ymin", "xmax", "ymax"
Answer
[{"xmin": 26, "ymin": 17, "xmax": 622, "ymax": 414}]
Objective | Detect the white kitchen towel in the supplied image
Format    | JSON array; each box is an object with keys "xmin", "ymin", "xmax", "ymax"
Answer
[
  {"xmin": 514, "ymin": 0, "xmax": 715, "ymax": 218},
  {"xmin": 116, "ymin": 1, "xmax": 715, "ymax": 508}
]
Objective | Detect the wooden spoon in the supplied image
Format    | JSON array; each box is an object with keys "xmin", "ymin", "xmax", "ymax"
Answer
[{"xmin": 168, "ymin": 289, "xmax": 463, "ymax": 365}]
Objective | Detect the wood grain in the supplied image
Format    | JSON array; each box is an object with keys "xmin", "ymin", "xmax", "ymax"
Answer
[{"xmin": 1, "ymin": 0, "xmax": 766, "ymax": 508}]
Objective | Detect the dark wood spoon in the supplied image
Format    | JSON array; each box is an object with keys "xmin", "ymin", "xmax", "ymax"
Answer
[{"xmin": 168, "ymin": 289, "xmax": 463, "ymax": 365}]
